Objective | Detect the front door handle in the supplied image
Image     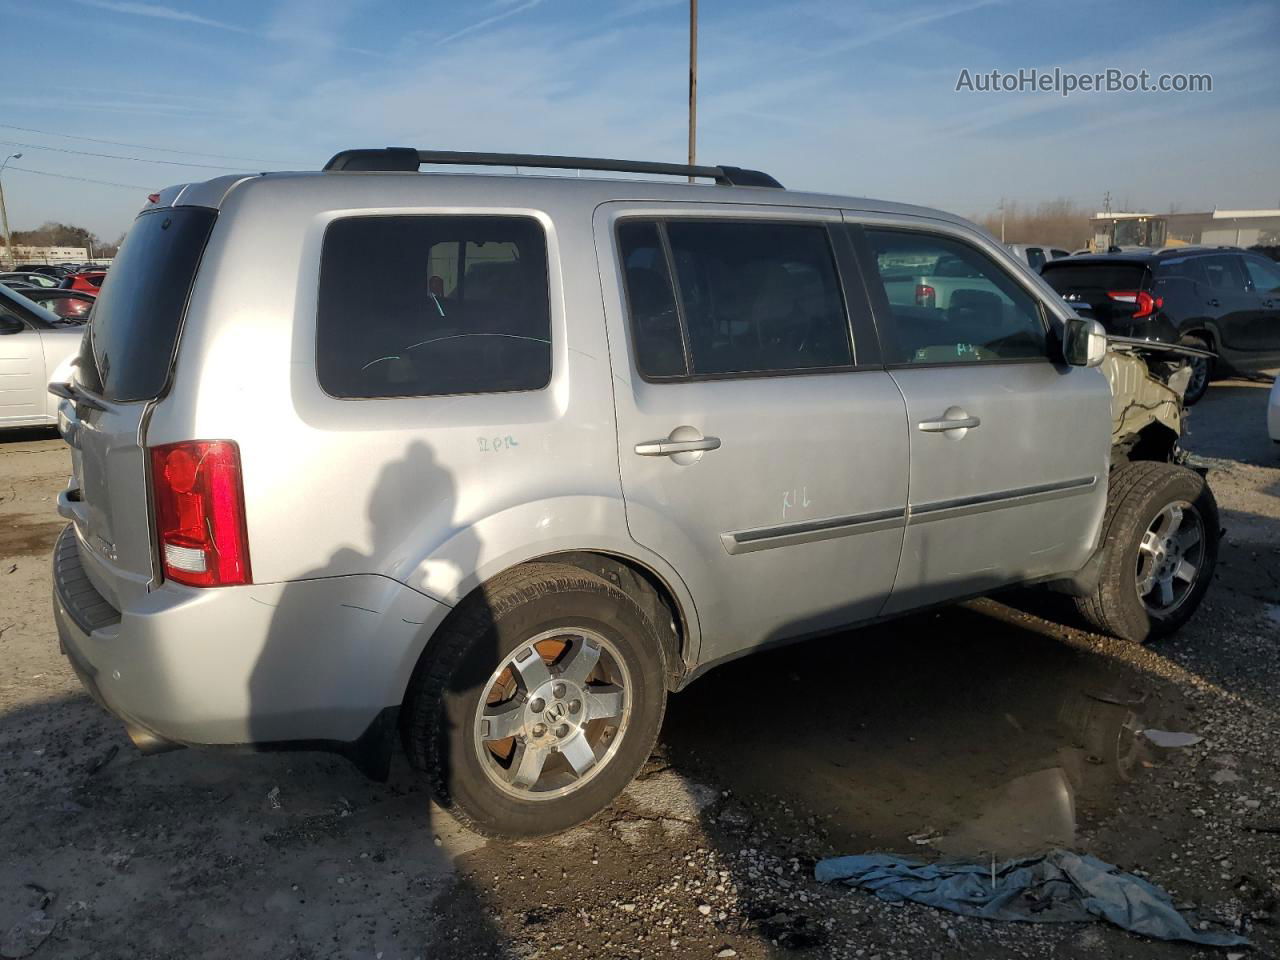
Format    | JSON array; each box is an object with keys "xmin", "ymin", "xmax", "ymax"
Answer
[
  {"xmin": 1206, "ymin": 298, "xmax": 1221, "ymax": 308},
  {"xmin": 918, "ymin": 415, "xmax": 981, "ymax": 432},
  {"xmin": 635, "ymin": 436, "xmax": 722, "ymax": 456}
]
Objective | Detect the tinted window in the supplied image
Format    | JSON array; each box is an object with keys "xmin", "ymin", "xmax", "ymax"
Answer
[
  {"xmin": 1199, "ymin": 255, "xmax": 1248, "ymax": 293},
  {"xmin": 1243, "ymin": 256, "xmax": 1280, "ymax": 293},
  {"xmin": 1157, "ymin": 257, "xmax": 1206, "ymax": 283},
  {"xmin": 317, "ymin": 216, "xmax": 550, "ymax": 398},
  {"xmin": 84, "ymin": 207, "xmax": 215, "ymax": 401},
  {"xmin": 662, "ymin": 220, "xmax": 852, "ymax": 376},
  {"xmin": 618, "ymin": 221, "xmax": 686, "ymax": 377},
  {"xmin": 865, "ymin": 229, "xmax": 1046, "ymax": 364},
  {"xmin": 1025, "ymin": 247, "xmax": 1046, "ymax": 271},
  {"xmin": 1043, "ymin": 261, "xmax": 1150, "ymax": 292},
  {"xmin": 1050, "ymin": 249, "xmax": 1070, "ymax": 259}
]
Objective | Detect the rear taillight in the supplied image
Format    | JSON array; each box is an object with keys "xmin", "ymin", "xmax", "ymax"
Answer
[
  {"xmin": 149, "ymin": 440, "xmax": 251, "ymax": 587},
  {"xmin": 1107, "ymin": 290, "xmax": 1163, "ymax": 318},
  {"xmin": 915, "ymin": 283, "xmax": 937, "ymax": 308}
]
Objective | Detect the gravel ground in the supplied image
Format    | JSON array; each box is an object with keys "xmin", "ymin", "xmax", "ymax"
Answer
[{"xmin": 0, "ymin": 375, "xmax": 1276, "ymax": 960}]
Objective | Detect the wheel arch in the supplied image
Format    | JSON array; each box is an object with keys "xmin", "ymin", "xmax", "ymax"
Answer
[{"xmin": 397, "ymin": 541, "xmax": 700, "ymax": 715}]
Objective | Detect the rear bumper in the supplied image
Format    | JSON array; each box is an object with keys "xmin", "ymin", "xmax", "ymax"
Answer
[{"xmin": 51, "ymin": 523, "xmax": 448, "ymax": 758}]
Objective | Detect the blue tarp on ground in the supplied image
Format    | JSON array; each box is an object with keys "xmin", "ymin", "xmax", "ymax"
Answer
[{"xmin": 815, "ymin": 849, "xmax": 1249, "ymax": 947}]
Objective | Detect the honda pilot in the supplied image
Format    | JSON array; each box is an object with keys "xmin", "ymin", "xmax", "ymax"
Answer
[{"xmin": 52, "ymin": 149, "xmax": 1219, "ymax": 837}]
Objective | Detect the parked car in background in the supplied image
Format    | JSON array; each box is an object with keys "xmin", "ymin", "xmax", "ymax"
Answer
[
  {"xmin": 51, "ymin": 149, "xmax": 1219, "ymax": 841},
  {"xmin": 1, "ymin": 271, "xmax": 60, "ymax": 288},
  {"xmin": 16, "ymin": 264, "xmax": 76, "ymax": 278},
  {"xmin": 18, "ymin": 288, "xmax": 95, "ymax": 322},
  {"xmin": 1007, "ymin": 243, "xmax": 1071, "ymax": 271},
  {"xmin": 0, "ymin": 283, "xmax": 84, "ymax": 428},
  {"xmin": 1041, "ymin": 248, "xmax": 1280, "ymax": 403},
  {"xmin": 1269, "ymin": 375, "xmax": 1280, "ymax": 445},
  {"xmin": 61, "ymin": 270, "xmax": 107, "ymax": 292}
]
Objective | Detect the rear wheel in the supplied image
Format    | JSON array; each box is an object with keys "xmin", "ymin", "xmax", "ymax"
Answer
[
  {"xmin": 1075, "ymin": 461, "xmax": 1218, "ymax": 642},
  {"xmin": 402, "ymin": 562, "xmax": 667, "ymax": 838},
  {"xmin": 1179, "ymin": 334, "xmax": 1213, "ymax": 405}
]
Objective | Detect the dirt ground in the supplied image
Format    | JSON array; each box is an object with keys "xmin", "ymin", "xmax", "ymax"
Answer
[{"xmin": 1, "ymin": 376, "xmax": 1277, "ymax": 960}]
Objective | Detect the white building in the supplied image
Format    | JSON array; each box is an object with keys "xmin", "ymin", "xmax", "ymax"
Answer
[{"xmin": 0, "ymin": 244, "xmax": 90, "ymax": 266}]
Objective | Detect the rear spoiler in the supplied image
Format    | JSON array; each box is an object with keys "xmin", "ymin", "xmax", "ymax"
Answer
[{"xmin": 1106, "ymin": 335, "xmax": 1216, "ymax": 361}]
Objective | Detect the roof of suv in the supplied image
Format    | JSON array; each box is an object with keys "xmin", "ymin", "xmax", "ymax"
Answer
[
  {"xmin": 147, "ymin": 149, "xmax": 982, "ymax": 234},
  {"xmin": 1045, "ymin": 247, "xmax": 1247, "ymax": 268}
]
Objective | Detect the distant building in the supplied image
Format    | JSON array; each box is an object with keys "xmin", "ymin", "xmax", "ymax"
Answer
[
  {"xmin": 0, "ymin": 244, "xmax": 90, "ymax": 265},
  {"xmin": 1089, "ymin": 209, "xmax": 1280, "ymax": 251}
]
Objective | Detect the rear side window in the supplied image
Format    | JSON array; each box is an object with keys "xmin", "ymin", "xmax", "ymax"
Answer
[
  {"xmin": 864, "ymin": 228, "xmax": 1047, "ymax": 365},
  {"xmin": 1198, "ymin": 255, "xmax": 1249, "ymax": 293},
  {"xmin": 317, "ymin": 216, "xmax": 551, "ymax": 398},
  {"xmin": 617, "ymin": 218, "xmax": 853, "ymax": 379},
  {"xmin": 84, "ymin": 207, "xmax": 216, "ymax": 401}
]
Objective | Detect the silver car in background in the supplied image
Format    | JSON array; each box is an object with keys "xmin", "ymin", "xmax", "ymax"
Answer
[{"xmin": 51, "ymin": 150, "xmax": 1219, "ymax": 837}]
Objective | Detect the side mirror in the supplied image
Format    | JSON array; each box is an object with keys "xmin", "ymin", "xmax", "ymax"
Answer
[
  {"xmin": 0, "ymin": 314, "xmax": 24, "ymax": 335},
  {"xmin": 1062, "ymin": 316, "xmax": 1108, "ymax": 367}
]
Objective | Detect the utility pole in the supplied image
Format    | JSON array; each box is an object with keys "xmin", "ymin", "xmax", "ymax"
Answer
[
  {"xmin": 688, "ymin": 0, "xmax": 697, "ymax": 181},
  {"xmin": 998, "ymin": 197, "xmax": 1006, "ymax": 243},
  {"xmin": 0, "ymin": 153, "xmax": 20, "ymax": 270},
  {"xmin": 1103, "ymin": 191, "xmax": 1112, "ymax": 215}
]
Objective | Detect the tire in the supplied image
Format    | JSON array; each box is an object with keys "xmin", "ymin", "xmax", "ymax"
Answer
[
  {"xmin": 1075, "ymin": 461, "xmax": 1219, "ymax": 643},
  {"xmin": 401, "ymin": 562, "xmax": 667, "ymax": 838},
  {"xmin": 1179, "ymin": 334, "xmax": 1213, "ymax": 405}
]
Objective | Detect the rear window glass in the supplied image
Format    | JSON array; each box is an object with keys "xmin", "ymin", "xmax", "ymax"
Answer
[
  {"xmin": 1041, "ymin": 262, "xmax": 1148, "ymax": 293},
  {"xmin": 85, "ymin": 207, "xmax": 216, "ymax": 401},
  {"xmin": 317, "ymin": 216, "xmax": 551, "ymax": 398}
]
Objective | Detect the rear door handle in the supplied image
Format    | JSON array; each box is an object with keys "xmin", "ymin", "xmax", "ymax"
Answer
[
  {"xmin": 635, "ymin": 437, "xmax": 721, "ymax": 456},
  {"xmin": 918, "ymin": 416, "xmax": 981, "ymax": 432},
  {"xmin": 1206, "ymin": 298, "xmax": 1221, "ymax": 308}
]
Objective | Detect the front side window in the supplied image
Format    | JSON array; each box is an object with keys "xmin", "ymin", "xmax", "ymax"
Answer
[
  {"xmin": 1243, "ymin": 256, "xmax": 1280, "ymax": 293},
  {"xmin": 617, "ymin": 218, "xmax": 853, "ymax": 379},
  {"xmin": 317, "ymin": 216, "xmax": 551, "ymax": 398},
  {"xmin": 1024, "ymin": 247, "xmax": 1047, "ymax": 271},
  {"xmin": 863, "ymin": 228, "xmax": 1047, "ymax": 365}
]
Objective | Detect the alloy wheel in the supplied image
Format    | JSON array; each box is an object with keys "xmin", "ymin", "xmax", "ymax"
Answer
[{"xmin": 472, "ymin": 628, "xmax": 631, "ymax": 801}]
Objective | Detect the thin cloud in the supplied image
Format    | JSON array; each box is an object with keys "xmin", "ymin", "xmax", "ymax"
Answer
[
  {"xmin": 437, "ymin": 0, "xmax": 542, "ymax": 45},
  {"xmin": 73, "ymin": 0, "xmax": 253, "ymax": 33}
]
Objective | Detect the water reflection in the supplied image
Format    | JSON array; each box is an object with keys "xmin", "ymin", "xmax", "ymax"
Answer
[{"xmin": 664, "ymin": 598, "xmax": 1170, "ymax": 857}]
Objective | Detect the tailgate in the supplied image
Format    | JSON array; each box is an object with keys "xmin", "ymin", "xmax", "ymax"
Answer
[
  {"xmin": 55, "ymin": 202, "xmax": 217, "ymax": 609},
  {"xmin": 60, "ymin": 393, "xmax": 154, "ymax": 610},
  {"xmin": 1041, "ymin": 261, "xmax": 1151, "ymax": 326}
]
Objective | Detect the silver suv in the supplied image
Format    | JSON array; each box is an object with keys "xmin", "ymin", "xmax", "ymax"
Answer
[{"xmin": 51, "ymin": 149, "xmax": 1219, "ymax": 837}]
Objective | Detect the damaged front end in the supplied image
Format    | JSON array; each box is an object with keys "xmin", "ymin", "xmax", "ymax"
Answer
[{"xmin": 1102, "ymin": 337, "xmax": 1213, "ymax": 463}]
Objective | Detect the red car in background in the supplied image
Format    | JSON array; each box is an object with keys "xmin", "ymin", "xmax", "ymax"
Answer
[
  {"xmin": 19, "ymin": 287, "xmax": 96, "ymax": 321},
  {"xmin": 61, "ymin": 270, "xmax": 107, "ymax": 292}
]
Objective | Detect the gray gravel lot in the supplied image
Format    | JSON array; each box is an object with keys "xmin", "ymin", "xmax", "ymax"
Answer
[{"xmin": 1, "ymin": 376, "xmax": 1277, "ymax": 960}]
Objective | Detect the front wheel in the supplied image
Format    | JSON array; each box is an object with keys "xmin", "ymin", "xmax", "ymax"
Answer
[
  {"xmin": 1075, "ymin": 461, "xmax": 1219, "ymax": 643},
  {"xmin": 401, "ymin": 562, "xmax": 668, "ymax": 838}
]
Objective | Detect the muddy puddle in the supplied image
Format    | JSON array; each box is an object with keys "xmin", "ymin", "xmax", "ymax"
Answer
[{"xmin": 664, "ymin": 596, "xmax": 1192, "ymax": 860}]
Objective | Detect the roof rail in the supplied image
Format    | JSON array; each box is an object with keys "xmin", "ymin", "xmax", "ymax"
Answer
[{"xmin": 322, "ymin": 148, "xmax": 783, "ymax": 188}]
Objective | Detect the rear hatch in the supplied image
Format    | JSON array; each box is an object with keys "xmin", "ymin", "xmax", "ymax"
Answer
[
  {"xmin": 1040, "ymin": 260, "xmax": 1154, "ymax": 329},
  {"xmin": 60, "ymin": 203, "xmax": 216, "ymax": 610}
]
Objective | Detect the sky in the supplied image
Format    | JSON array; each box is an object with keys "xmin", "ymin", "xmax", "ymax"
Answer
[{"xmin": 0, "ymin": 0, "xmax": 1277, "ymax": 240}]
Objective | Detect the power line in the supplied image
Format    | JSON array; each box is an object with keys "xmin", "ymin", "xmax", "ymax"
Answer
[
  {"xmin": 0, "ymin": 121, "xmax": 303, "ymax": 166},
  {"xmin": 0, "ymin": 138, "xmax": 244, "ymax": 171},
  {"xmin": 5, "ymin": 164, "xmax": 154, "ymax": 191}
]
